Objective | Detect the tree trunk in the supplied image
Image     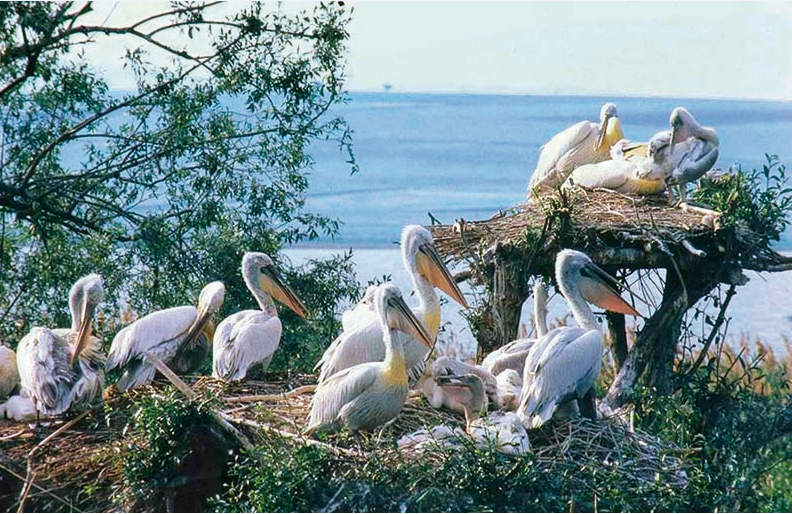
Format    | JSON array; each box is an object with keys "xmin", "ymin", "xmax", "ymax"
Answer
[
  {"xmin": 606, "ymin": 312, "xmax": 628, "ymax": 371},
  {"xmin": 475, "ymin": 250, "xmax": 530, "ymax": 355}
]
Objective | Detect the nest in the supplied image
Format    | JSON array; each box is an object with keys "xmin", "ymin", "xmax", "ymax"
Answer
[
  {"xmin": 0, "ymin": 373, "xmax": 691, "ymax": 512},
  {"xmin": 430, "ymin": 189, "xmax": 718, "ymax": 268}
]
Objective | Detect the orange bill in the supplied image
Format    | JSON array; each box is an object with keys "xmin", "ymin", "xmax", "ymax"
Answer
[
  {"xmin": 579, "ymin": 262, "xmax": 644, "ymax": 317},
  {"xmin": 416, "ymin": 242, "xmax": 469, "ymax": 309},
  {"xmin": 388, "ymin": 292, "xmax": 434, "ymax": 348},
  {"xmin": 260, "ymin": 266, "xmax": 309, "ymax": 318}
]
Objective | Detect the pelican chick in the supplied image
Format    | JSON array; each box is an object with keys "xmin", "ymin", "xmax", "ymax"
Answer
[
  {"xmin": 315, "ymin": 225, "xmax": 468, "ymax": 384},
  {"xmin": 0, "ymin": 345, "xmax": 19, "ymax": 400},
  {"xmin": 422, "ymin": 356, "xmax": 499, "ymax": 415},
  {"xmin": 108, "ymin": 281, "xmax": 225, "ymax": 392},
  {"xmin": 568, "ymin": 159, "xmax": 667, "ymax": 195},
  {"xmin": 436, "ymin": 373, "xmax": 530, "ymax": 455},
  {"xmin": 528, "ymin": 102, "xmax": 625, "ymax": 198},
  {"xmin": 16, "ymin": 274, "xmax": 106, "ymax": 416},
  {"xmin": 305, "ymin": 284, "xmax": 433, "ymax": 440},
  {"xmin": 519, "ymin": 250, "xmax": 643, "ymax": 429},
  {"xmin": 212, "ymin": 252, "xmax": 307, "ymax": 382},
  {"xmin": 0, "ymin": 393, "xmax": 37, "ymax": 421}
]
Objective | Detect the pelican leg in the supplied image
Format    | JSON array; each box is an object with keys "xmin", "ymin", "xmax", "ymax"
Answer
[{"xmin": 577, "ymin": 388, "xmax": 598, "ymax": 421}]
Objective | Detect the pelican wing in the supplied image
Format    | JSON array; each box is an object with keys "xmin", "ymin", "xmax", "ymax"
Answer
[
  {"xmin": 569, "ymin": 161, "xmax": 631, "ymax": 191},
  {"xmin": 519, "ymin": 328, "xmax": 603, "ymax": 429},
  {"xmin": 212, "ymin": 310, "xmax": 283, "ymax": 381},
  {"xmin": 107, "ymin": 306, "xmax": 197, "ymax": 370},
  {"xmin": 306, "ymin": 363, "xmax": 380, "ymax": 433},
  {"xmin": 16, "ymin": 328, "xmax": 75, "ymax": 414},
  {"xmin": 481, "ymin": 338, "xmax": 535, "ymax": 376},
  {"xmin": 0, "ymin": 346, "xmax": 19, "ymax": 399},
  {"xmin": 530, "ymin": 120, "xmax": 596, "ymax": 192},
  {"xmin": 315, "ymin": 319, "xmax": 388, "ymax": 383},
  {"xmin": 668, "ymin": 139, "xmax": 719, "ymax": 186},
  {"xmin": 341, "ymin": 303, "xmax": 377, "ymax": 332}
]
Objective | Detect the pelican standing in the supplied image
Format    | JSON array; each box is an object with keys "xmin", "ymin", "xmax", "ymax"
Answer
[
  {"xmin": 212, "ymin": 252, "xmax": 308, "ymax": 382},
  {"xmin": 305, "ymin": 283, "xmax": 434, "ymax": 439},
  {"xmin": 16, "ymin": 274, "xmax": 106, "ymax": 415},
  {"xmin": 0, "ymin": 345, "xmax": 19, "ymax": 400},
  {"xmin": 639, "ymin": 108, "xmax": 719, "ymax": 203},
  {"xmin": 518, "ymin": 250, "xmax": 642, "ymax": 429},
  {"xmin": 107, "ymin": 281, "xmax": 225, "ymax": 392},
  {"xmin": 528, "ymin": 102, "xmax": 625, "ymax": 198},
  {"xmin": 315, "ymin": 225, "xmax": 468, "ymax": 383}
]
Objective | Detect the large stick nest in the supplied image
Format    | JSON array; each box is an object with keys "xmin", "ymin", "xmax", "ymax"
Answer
[{"xmin": 1, "ymin": 374, "xmax": 690, "ymax": 512}]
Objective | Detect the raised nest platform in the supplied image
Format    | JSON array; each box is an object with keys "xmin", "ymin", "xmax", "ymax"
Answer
[{"xmin": 0, "ymin": 375, "xmax": 690, "ymax": 512}]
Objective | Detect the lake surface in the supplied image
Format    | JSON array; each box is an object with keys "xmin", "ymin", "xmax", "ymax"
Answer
[{"xmin": 286, "ymin": 92, "xmax": 792, "ymax": 356}]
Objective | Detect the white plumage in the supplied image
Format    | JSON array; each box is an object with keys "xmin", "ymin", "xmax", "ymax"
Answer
[
  {"xmin": 518, "ymin": 250, "xmax": 642, "ymax": 429},
  {"xmin": 213, "ymin": 252, "xmax": 307, "ymax": 381},
  {"xmin": 107, "ymin": 281, "xmax": 225, "ymax": 392},
  {"xmin": 315, "ymin": 225, "xmax": 468, "ymax": 384},
  {"xmin": 0, "ymin": 345, "xmax": 19, "ymax": 400},
  {"xmin": 305, "ymin": 283, "xmax": 434, "ymax": 438},
  {"xmin": 528, "ymin": 103, "xmax": 625, "ymax": 198},
  {"xmin": 16, "ymin": 274, "xmax": 106, "ymax": 416}
]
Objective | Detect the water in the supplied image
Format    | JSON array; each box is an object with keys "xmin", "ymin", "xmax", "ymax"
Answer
[{"xmin": 286, "ymin": 92, "xmax": 792, "ymax": 355}]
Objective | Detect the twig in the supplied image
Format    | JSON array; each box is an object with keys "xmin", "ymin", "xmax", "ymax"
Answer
[
  {"xmin": 19, "ymin": 410, "xmax": 90, "ymax": 512},
  {"xmin": 224, "ymin": 384, "xmax": 316, "ymax": 403},
  {"xmin": 681, "ymin": 239, "xmax": 706, "ymax": 257},
  {"xmin": 685, "ymin": 284, "xmax": 737, "ymax": 376},
  {"xmin": 0, "ymin": 460, "xmax": 75, "ymax": 512},
  {"xmin": 142, "ymin": 351, "xmax": 255, "ymax": 452},
  {"xmin": 0, "ymin": 428, "xmax": 32, "ymax": 441}
]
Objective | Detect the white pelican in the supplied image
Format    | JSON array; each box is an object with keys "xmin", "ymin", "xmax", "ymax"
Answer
[
  {"xmin": 480, "ymin": 278, "xmax": 549, "ymax": 378},
  {"xmin": 341, "ymin": 284, "xmax": 377, "ymax": 331},
  {"xmin": 315, "ymin": 225, "xmax": 468, "ymax": 383},
  {"xmin": 107, "ymin": 281, "xmax": 226, "ymax": 392},
  {"xmin": 212, "ymin": 252, "xmax": 308, "ymax": 382},
  {"xmin": 16, "ymin": 274, "xmax": 106, "ymax": 416},
  {"xmin": 518, "ymin": 250, "xmax": 642, "ymax": 429},
  {"xmin": 495, "ymin": 369, "xmax": 522, "ymax": 412},
  {"xmin": 0, "ymin": 344, "xmax": 19, "ymax": 400},
  {"xmin": 0, "ymin": 393, "xmax": 37, "ymax": 421},
  {"xmin": 528, "ymin": 103, "xmax": 625, "ymax": 198},
  {"xmin": 568, "ymin": 158, "xmax": 667, "ymax": 195},
  {"xmin": 638, "ymin": 108, "xmax": 719, "ymax": 203},
  {"xmin": 304, "ymin": 283, "xmax": 433, "ymax": 439}
]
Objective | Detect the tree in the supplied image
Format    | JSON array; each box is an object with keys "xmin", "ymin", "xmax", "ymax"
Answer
[{"xmin": 0, "ymin": 1, "xmax": 359, "ymax": 360}]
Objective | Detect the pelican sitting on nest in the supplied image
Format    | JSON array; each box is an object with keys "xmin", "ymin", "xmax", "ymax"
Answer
[
  {"xmin": 212, "ymin": 252, "xmax": 308, "ymax": 382},
  {"xmin": 315, "ymin": 225, "xmax": 468, "ymax": 384},
  {"xmin": 0, "ymin": 344, "xmax": 19, "ymax": 400},
  {"xmin": 107, "ymin": 281, "xmax": 226, "ymax": 392},
  {"xmin": 518, "ymin": 250, "xmax": 643, "ymax": 429},
  {"xmin": 16, "ymin": 274, "xmax": 106, "ymax": 416},
  {"xmin": 305, "ymin": 284, "xmax": 434, "ymax": 441},
  {"xmin": 481, "ymin": 279, "xmax": 549, "ymax": 378},
  {"xmin": 423, "ymin": 355, "xmax": 499, "ymax": 414},
  {"xmin": 528, "ymin": 103, "xmax": 625, "ymax": 199}
]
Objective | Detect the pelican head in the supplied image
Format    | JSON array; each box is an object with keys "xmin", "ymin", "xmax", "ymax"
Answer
[
  {"xmin": 555, "ymin": 249, "xmax": 643, "ymax": 317},
  {"xmin": 242, "ymin": 252, "xmax": 308, "ymax": 318},
  {"xmin": 181, "ymin": 281, "xmax": 226, "ymax": 349},
  {"xmin": 435, "ymin": 373, "xmax": 486, "ymax": 430},
  {"xmin": 376, "ymin": 283, "xmax": 434, "ymax": 348},
  {"xmin": 401, "ymin": 225, "xmax": 469, "ymax": 309},
  {"xmin": 648, "ymin": 130, "xmax": 671, "ymax": 159},
  {"xmin": 69, "ymin": 273, "xmax": 104, "ymax": 367},
  {"xmin": 594, "ymin": 102, "xmax": 618, "ymax": 150}
]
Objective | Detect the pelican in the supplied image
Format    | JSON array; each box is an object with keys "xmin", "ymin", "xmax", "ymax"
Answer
[
  {"xmin": 304, "ymin": 283, "xmax": 434, "ymax": 439},
  {"xmin": 423, "ymin": 356, "xmax": 499, "ymax": 415},
  {"xmin": 212, "ymin": 252, "xmax": 308, "ymax": 382},
  {"xmin": 341, "ymin": 284, "xmax": 377, "ymax": 331},
  {"xmin": 0, "ymin": 344, "xmax": 19, "ymax": 400},
  {"xmin": 527, "ymin": 102, "xmax": 625, "ymax": 198},
  {"xmin": 107, "ymin": 281, "xmax": 226, "ymax": 392},
  {"xmin": 495, "ymin": 369, "xmax": 522, "ymax": 412},
  {"xmin": 436, "ymin": 373, "xmax": 530, "ymax": 455},
  {"xmin": 638, "ymin": 108, "xmax": 719, "ymax": 203},
  {"xmin": 518, "ymin": 250, "xmax": 642, "ymax": 429},
  {"xmin": 481, "ymin": 279, "xmax": 549, "ymax": 377},
  {"xmin": 315, "ymin": 225, "xmax": 468, "ymax": 383},
  {"xmin": 567, "ymin": 158, "xmax": 667, "ymax": 195},
  {"xmin": 16, "ymin": 274, "xmax": 105, "ymax": 415},
  {"xmin": 0, "ymin": 393, "xmax": 37, "ymax": 421}
]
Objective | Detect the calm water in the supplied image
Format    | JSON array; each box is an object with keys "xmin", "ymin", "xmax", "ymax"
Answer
[{"xmin": 287, "ymin": 92, "xmax": 792, "ymax": 355}]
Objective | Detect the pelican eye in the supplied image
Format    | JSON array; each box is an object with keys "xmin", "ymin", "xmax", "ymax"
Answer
[{"xmin": 260, "ymin": 266, "xmax": 268, "ymax": 275}]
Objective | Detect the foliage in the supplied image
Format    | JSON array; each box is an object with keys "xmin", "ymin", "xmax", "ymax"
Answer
[
  {"xmin": 115, "ymin": 389, "xmax": 227, "ymax": 511},
  {"xmin": 0, "ymin": 1, "xmax": 358, "ymax": 348},
  {"xmin": 694, "ymin": 154, "xmax": 792, "ymax": 255}
]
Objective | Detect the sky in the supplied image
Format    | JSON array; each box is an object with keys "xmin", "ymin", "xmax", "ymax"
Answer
[{"xmin": 82, "ymin": 1, "xmax": 792, "ymax": 101}]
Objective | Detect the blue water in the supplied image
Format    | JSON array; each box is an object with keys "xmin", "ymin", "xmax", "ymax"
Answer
[{"xmin": 303, "ymin": 92, "xmax": 792, "ymax": 248}]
